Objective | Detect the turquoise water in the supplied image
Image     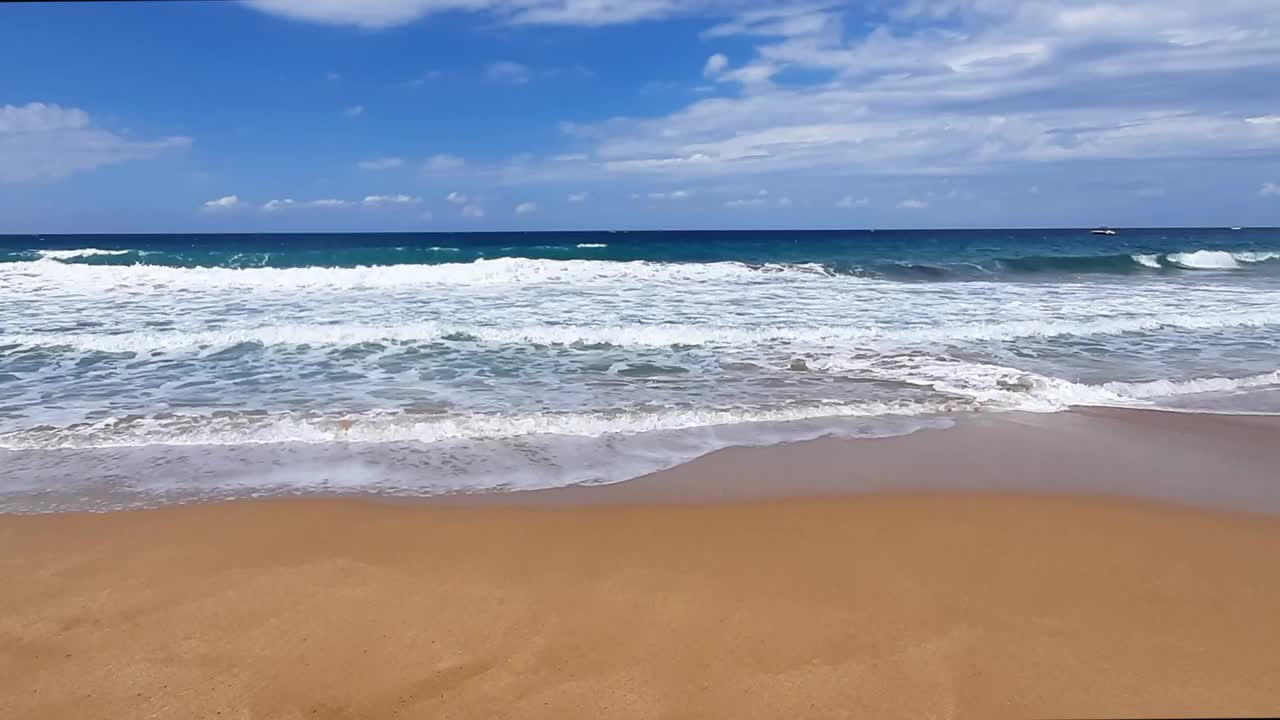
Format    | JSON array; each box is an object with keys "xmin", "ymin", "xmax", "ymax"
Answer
[{"xmin": 1, "ymin": 228, "xmax": 1277, "ymax": 511}]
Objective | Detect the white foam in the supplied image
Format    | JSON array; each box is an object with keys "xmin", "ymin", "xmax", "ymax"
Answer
[
  {"xmin": 1166, "ymin": 250, "xmax": 1241, "ymax": 269},
  {"xmin": 576, "ymin": 243, "xmax": 608, "ymax": 248},
  {"xmin": 1132, "ymin": 254, "xmax": 1162, "ymax": 268},
  {"xmin": 35, "ymin": 248, "xmax": 129, "ymax": 260},
  {"xmin": 1101, "ymin": 371, "xmax": 1280, "ymax": 399},
  {"xmin": 7, "ymin": 308, "xmax": 1279, "ymax": 355},
  {"xmin": 1234, "ymin": 251, "xmax": 1280, "ymax": 263},
  {"xmin": 0, "ymin": 399, "xmax": 953, "ymax": 450},
  {"xmin": 0, "ymin": 257, "xmax": 816, "ymax": 292},
  {"xmin": 814, "ymin": 354, "xmax": 1280, "ymax": 414}
]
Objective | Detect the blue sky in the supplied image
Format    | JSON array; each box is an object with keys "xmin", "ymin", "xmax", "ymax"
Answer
[{"xmin": 2, "ymin": 0, "xmax": 1280, "ymax": 232}]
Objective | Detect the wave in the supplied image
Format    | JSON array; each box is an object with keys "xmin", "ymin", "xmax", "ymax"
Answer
[
  {"xmin": 5, "ymin": 244, "xmax": 1277, "ymax": 280},
  {"xmin": 813, "ymin": 354, "xmax": 1280, "ymax": 413},
  {"xmin": 979, "ymin": 249, "xmax": 1280, "ymax": 275},
  {"xmin": 4, "ymin": 367, "xmax": 1274, "ymax": 451},
  {"xmin": 0, "ymin": 257, "xmax": 817, "ymax": 290},
  {"xmin": 1166, "ymin": 250, "xmax": 1241, "ymax": 270},
  {"xmin": 6, "ymin": 309, "xmax": 1279, "ymax": 354},
  {"xmin": 1101, "ymin": 371, "xmax": 1280, "ymax": 399},
  {"xmin": 0, "ymin": 399, "xmax": 951, "ymax": 450},
  {"xmin": 35, "ymin": 248, "xmax": 131, "ymax": 260}
]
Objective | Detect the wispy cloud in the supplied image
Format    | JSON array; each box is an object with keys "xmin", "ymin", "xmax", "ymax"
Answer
[
  {"xmin": 486, "ymin": 61, "xmax": 530, "ymax": 84},
  {"xmin": 897, "ymin": 198, "xmax": 928, "ymax": 210},
  {"xmin": 357, "ymin": 156, "xmax": 403, "ymax": 170},
  {"xmin": 1, "ymin": 102, "xmax": 190, "ymax": 184},
  {"xmin": 563, "ymin": 1, "xmax": 1280, "ymax": 182},
  {"xmin": 262, "ymin": 198, "xmax": 353, "ymax": 211},
  {"xmin": 243, "ymin": 0, "xmax": 714, "ymax": 30},
  {"xmin": 461, "ymin": 204, "xmax": 485, "ymax": 217},
  {"xmin": 514, "ymin": 200, "xmax": 539, "ymax": 214},
  {"xmin": 424, "ymin": 154, "xmax": 466, "ymax": 173},
  {"xmin": 1262, "ymin": 182, "xmax": 1280, "ymax": 197},
  {"xmin": 640, "ymin": 190, "xmax": 694, "ymax": 200},
  {"xmin": 344, "ymin": 104, "xmax": 365, "ymax": 117},
  {"xmin": 362, "ymin": 194, "xmax": 422, "ymax": 207},
  {"xmin": 567, "ymin": 191, "xmax": 588, "ymax": 203},
  {"xmin": 703, "ymin": 53, "xmax": 729, "ymax": 77},
  {"xmin": 447, "ymin": 191, "xmax": 469, "ymax": 204},
  {"xmin": 836, "ymin": 195, "xmax": 870, "ymax": 209}
]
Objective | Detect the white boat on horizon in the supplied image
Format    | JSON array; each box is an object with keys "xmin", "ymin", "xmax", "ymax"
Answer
[{"xmin": 1091, "ymin": 227, "xmax": 1117, "ymax": 235}]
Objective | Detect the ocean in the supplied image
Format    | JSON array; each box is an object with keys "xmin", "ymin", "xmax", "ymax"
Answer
[{"xmin": 2, "ymin": 228, "xmax": 1278, "ymax": 512}]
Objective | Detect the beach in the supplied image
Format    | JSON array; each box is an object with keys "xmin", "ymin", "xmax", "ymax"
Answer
[{"xmin": 4, "ymin": 408, "xmax": 1280, "ymax": 719}]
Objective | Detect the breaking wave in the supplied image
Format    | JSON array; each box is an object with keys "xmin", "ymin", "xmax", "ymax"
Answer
[
  {"xmin": 4, "ymin": 246, "xmax": 1277, "ymax": 281},
  {"xmin": 6, "ymin": 309, "xmax": 1280, "ymax": 354}
]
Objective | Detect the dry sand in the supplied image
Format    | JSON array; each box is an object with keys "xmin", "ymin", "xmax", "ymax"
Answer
[{"xmin": 3, "ymin": 408, "xmax": 1280, "ymax": 719}]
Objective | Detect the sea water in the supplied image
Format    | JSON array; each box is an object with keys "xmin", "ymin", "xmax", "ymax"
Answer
[{"xmin": 1, "ymin": 228, "xmax": 1277, "ymax": 511}]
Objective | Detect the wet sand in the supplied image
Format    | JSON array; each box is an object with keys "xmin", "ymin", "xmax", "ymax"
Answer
[{"xmin": 3, "ymin": 408, "xmax": 1279, "ymax": 719}]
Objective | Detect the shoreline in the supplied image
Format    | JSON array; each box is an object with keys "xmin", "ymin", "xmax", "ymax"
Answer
[
  {"xmin": 428, "ymin": 405, "xmax": 1280, "ymax": 513},
  {"xmin": 5, "ymin": 405, "xmax": 1280, "ymax": 516},
  {"xmin": 4, "ymin": 407, "xmax": 1280, "ymax": 719}
]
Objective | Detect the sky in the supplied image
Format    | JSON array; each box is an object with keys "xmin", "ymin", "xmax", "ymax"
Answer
[{"xmin": 2, "ymin": 0, "xmax": 1280, "ymax": 232}]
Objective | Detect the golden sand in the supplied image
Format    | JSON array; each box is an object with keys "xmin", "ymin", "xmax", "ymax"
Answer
[{"xmin": 4, "ymin": 490, "xmax": 1279, "ymax": 719}]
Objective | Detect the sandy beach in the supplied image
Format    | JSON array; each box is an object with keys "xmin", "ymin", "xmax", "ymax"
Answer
[{"xmin": 4, "ymin": 408, "xmax": 1280, "ymax": 719}]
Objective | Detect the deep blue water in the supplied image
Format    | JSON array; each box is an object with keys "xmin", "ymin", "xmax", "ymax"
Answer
[{"xmin": 2, "ymin": 227, "xmax": 1277, "ymax": 276}]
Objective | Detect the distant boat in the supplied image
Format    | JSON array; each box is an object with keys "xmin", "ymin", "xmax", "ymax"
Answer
[
  {"xmin": 1091, "ymin": 227, "xmax": 1117, "ymax": 235},
  {"xmin": 1230, "ymin": 227, "xmax": 1243, "ymax": 231}
]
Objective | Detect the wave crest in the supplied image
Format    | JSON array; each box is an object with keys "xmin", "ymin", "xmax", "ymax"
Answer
[{"xmin": 5, "ymin": 308, "xmax": 1279, "ymax": 354}]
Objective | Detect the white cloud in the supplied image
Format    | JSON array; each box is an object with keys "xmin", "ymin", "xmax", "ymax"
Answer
[
  {"xmin": 567, "ymin": 191, "xmax": 588, "ymax": 203},
  {"xmin": 836, "ymin": 195, "xmax": 870, "ymax": 208},
  {"xmin": 898, "ymin": 198, "xmax": 928, "ymax": 209},
  {"xmin": 243, "ymin": 0, "xmax": 711, "ymax": 30},
  {"xmin": 447, "ymin": 191, "xmax": 469, "ymax": 204},
  {"xmin": 358, "ymin": 156, "xmax": 403, "ymax": 170},
  {"xmin": 777, "ymin": 196, "xmax": 792, "ymax": 207},
  {"xmin": 262, "ymin": 198, "xmax": 296, "ymax": 212},
  {"xmin": 461, "ymin": 204, "xmax": 485, "ymax": 218},
  {"xmin": 1262, "ymin": 182, "xmax": 1280, "ymax": 197},
  {"xmin": 325, "ymin": 71, "xmax": 342, "ymax": 81},
  {"xmin": 344, "ymin": 105, "xmax": 365, "ymax": 117},
  {"xmin": 725, "ymin": 197, "xmax": 767, "ymax": 208},
  {"xmin": 670, "ymin": 189, "xmax": 692, "ymax": 199},
  {"xmin": 703, "ymin": 53, "xmax": 729, "ymax": 77},
  {"xmin": 424, "ymin": 154, "xmax": 466, "ymax": 172},
  {"xmin": 362, "ymin": 194, "xmax": 422, "ymax": 207},
  {"xmin": 514, "ymin": 201, "xmax": 539, "ymax": 214},
  {"xmin": 0, "ymin": 102, "xmax": 191, "ymax": 184},
  {"xmin": 487, "ymin": 61, "xmax": 531, "ymax": 84},
  {"xmin": 202, "ymin": 195, "xmax": 243, "ymax": 212},
  {"xmin": 420, "ymin": 210, "xmax": 434, "ymax": 220}
]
